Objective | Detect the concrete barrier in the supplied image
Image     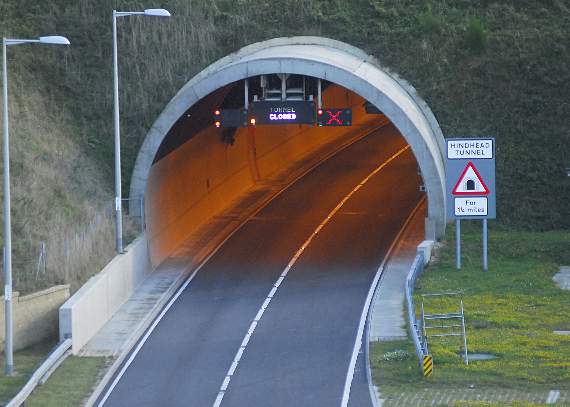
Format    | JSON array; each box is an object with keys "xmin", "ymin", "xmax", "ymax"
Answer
[
  {"xmin": 0, "ymin": 285, "xmax": 70, "ymax": 351},
  {"xmin": 59, "ymin": 235, "xmax": 151, "ymax": 354}
]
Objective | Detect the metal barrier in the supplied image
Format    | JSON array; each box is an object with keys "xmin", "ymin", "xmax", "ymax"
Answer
[
  {"xmin": 405, "ymin": 252, "xmax": 430, "ymax": 368},
  {"xmin": 7, "ymin": 338, "xmax": 72, "ymax": 407}
]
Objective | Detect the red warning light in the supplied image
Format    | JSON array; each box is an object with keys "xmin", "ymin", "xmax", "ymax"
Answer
[
  {"xmin": 214, "ymin": 109, "xmax": 221, "ymax": 116},
  {"xmin": 317, "ymin": 109, "xmax": 323, "ymax": 116},
  {"xmin": 215, "ymin": 121, "xmax": 221, "ymax": 128}
]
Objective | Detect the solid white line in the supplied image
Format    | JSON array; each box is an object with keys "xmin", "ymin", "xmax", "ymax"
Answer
[
  {"xmin": 364, "ymin": 197, "xmax": 426, "ymax": 407},
  {"xmin": 213, "ymin": 145, "xmax": 411, "ymax": 406},
  {"xmin": 341, "ymin": 187, "xmax": 426, "ymax": 407}
]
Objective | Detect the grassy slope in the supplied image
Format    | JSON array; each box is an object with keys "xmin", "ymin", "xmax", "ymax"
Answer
[
  {"xmin": 25, "ymin": 356, "xmax": 107, "ymax": 407},
  {"xmin": 1, "ymin": 1, "xmax": 569, "ymax": 290},
  {"xmin": 371, "ymin": 224, "xmax": 570, "ymax": 398}
]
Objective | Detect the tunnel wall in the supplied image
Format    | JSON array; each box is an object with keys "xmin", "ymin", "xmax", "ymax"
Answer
[{"xmin": 146, "ymin": 89, "xmax": 379, "ymax": 267}]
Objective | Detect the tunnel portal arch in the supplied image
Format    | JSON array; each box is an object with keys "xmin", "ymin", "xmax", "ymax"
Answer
[{"xmin": 130, "ymin": 36, "xmax": 447, "ymax": 239}]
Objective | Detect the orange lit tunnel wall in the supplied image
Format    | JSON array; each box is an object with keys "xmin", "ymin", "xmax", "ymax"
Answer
[{"xmin": 145, "ymin": 86, "xmax": 389, "ymax": 267}]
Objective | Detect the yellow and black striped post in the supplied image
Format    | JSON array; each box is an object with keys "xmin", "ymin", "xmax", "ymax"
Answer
[{"xmin": 423, "ymin": 355, "xmax": 433, "ymax": 377}]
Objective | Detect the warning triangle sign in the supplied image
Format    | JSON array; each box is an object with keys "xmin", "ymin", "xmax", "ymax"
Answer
[{"xmin": 452, "ymin": 162, "xmax": 490, "ymax": 196}]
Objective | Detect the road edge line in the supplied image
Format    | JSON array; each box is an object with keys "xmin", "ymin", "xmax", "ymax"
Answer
[{"xmin": 343, "ymin": 195, "xmax": 427, "ymax": 407}]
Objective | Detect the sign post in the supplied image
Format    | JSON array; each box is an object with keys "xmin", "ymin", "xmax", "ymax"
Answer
[
  {"xmin": 446, "ymin": 138, "xmax": 496, "ymax": 271},
  {"xmin": 456, "ymin": 219, "xmax": 461, "ymax": 270}
]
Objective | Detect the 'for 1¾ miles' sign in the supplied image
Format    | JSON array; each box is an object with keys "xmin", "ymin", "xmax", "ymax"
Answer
[{"xmin": 446, "ymin": 138, "xmax": 496, "ymax": 219}]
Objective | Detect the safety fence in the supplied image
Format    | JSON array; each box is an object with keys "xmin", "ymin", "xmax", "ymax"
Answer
[{"xmin": 405, "ymin": 252, "xmax": 431, "ymax": 374}]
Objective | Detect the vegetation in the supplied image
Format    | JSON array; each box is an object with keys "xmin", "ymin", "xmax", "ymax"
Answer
[
  {"xmin": 25, "ymin": 356, "xmax": 108, "ymax": 407},
  {"xmin": 0, "ymin": 1, "xmax": 569, "ymax": 293},
  {"xmin": 371, "ymin": 223, "xmax": 570, "ymax": 402}
]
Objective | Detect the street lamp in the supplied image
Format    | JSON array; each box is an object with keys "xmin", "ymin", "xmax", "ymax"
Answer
[
  {"xmin": 112, "ymin": 8, "xmax": 171, "ymax": 254},
  {"xmin": 2, "ymin": 35, "xmax": 70, "ymax": 375}
]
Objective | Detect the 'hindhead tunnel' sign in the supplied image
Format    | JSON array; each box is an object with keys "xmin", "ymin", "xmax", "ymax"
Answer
[{"xmin": 446, "ymin": 138, "xmax": 496, "ymax": 219}]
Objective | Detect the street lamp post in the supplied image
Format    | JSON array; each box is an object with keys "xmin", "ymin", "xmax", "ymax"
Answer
[
  {"xmin": 2, "ymin": 35, "xmax": 70, "ymax": 375},
  {"xmin": 112, "ymin": 8, "xmax": 171, "ymax": 254}
]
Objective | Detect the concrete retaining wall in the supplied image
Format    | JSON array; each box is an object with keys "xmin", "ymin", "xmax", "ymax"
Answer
[
  {"xmin": 59, "ymin": 235, "xmax": 151, "ymax": 353},
  {"xmin": 0, "ymin": 285, "xmax": 70, "ymax": 351},
  {"xmin": 145, "ymin": 87, "xmax": 378, "ymax": 267}
]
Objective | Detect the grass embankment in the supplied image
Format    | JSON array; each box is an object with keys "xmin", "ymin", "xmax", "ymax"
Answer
[
  {"xmin": 371, "ymin": 223, "xmax": 570, "ymax": 402},
  {"xmin": 25, "ymin": 356, "xmax": 107, "ymax": 407}
]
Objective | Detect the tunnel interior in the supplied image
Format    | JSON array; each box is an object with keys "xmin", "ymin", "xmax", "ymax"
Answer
[{"xmin": 144, "ymin": 75, "xmax": 425, "ymax": 267}]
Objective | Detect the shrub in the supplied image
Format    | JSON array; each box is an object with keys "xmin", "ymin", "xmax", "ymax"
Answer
[
  {"xmin": 465, "ymin": 17, "xmax": 489, "ymax": 52},
  {"xmin": 417, "ymin": 8, "xmax": 445, "ymax": 36}
]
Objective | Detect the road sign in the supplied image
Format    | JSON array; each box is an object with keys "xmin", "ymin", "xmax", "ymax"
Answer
[
  {"xmin": 316, "ymin": 108, "xmax": 352, "ymax": 126},
  {"xmin": 452, "ymin": 162, "xmax": 489, "ymax": 196},
  {"xmin": 454, "ymin": 197, "xmax": 488, "ymax": 216},
  {"xmin": 447, "ymin": 137, "xmax": 496, "ymax": 271},
  {"xmin": 446, "ymin": 138, "xmax": 496, "ymax": 219},
  {"xmin": 447, "ymin": 139, "xmax": 493, "ymax": 159},
  {"xmin": 251, "ymin": 101, "xmax": 314, "ymax": 125}
]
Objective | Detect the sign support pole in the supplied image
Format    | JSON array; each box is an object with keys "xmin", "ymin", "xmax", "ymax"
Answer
[
  {"xmin": 456, "ymin": 219, "xmax": 461, "ymax": 270},
  {"xmin": 482, "ymin": 219, "xmax": 488, "ymax": 271}
]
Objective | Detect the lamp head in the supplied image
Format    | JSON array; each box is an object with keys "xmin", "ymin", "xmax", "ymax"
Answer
[
  {"xmin": 144, "ymin": 9, "xmax": 171, "ymax": 17},
  {"xmin": 39, "ymin": 36, "xmax": 71, "ymax": 45}
]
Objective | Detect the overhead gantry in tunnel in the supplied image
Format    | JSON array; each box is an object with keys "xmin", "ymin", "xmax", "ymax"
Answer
[{"xmin": 129, "ymin": 36, "xmax": 447, "ymax": 267}]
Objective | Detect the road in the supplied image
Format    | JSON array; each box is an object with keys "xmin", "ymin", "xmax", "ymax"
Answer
[{"xmin": 99, "ymin": 124, "xmax": 423, "ymax": 407}]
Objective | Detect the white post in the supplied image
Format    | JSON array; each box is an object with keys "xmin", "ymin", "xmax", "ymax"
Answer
[
  {"xmin": 317, "ymin": 78, "xmax": 322, "ymax": 109},
  {"xmin": 456, "ymin": 219, "xmax": 461, "ymax": 270},
  {"xmin": 244, "ymin": 78, "xmax": 249, "ymax": 110},
  {"xmin": 112, "ymin": 10, "xmax": 123, "ymax": 254},
  {"xmin": 483, "ymin": 219, "xmax": 488, "ymax": 271},
  {"xmin": 2, "ymin": 38, "xmax": 14, "ymax": 375}
]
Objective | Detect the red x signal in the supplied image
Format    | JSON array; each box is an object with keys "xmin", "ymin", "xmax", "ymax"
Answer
[
  {"xmin": 317, "ymin": 108, "xmax": 352, "ymax": 127},
  {"xmin": 326, "ymin": 110, "xmax": 343, "ymax": 125}
]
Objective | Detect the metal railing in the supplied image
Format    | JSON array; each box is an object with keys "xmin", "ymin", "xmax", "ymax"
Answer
[
  {"xmin": 405, "ymin": 252, "xmax": 430, "ymax": 364},
  {"xmin": 6, "ymin": 339, "xmax": 72, "ymax": 407}
]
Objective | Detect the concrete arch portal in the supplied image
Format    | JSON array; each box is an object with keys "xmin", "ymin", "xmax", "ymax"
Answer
[{"xmin": 130, "ymin": 36, "xmax": 447, "ymax": 263}]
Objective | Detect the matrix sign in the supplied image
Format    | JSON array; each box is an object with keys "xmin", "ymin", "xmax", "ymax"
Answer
[
  {"xmin": 317, "ymin": 108, "xmax": 352, "ymax": 126},
  {"xmin": 251, "ymin": 101, "xmax": 315, "ymax": 125},
  {"xmin": 445, "ymin": 138, "xmax": 496, "ymax": 219}
]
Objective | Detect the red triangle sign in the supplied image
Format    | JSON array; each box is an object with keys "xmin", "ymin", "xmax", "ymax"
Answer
[{"xmin": 452, "ymin": 162, "xmax": 490, "ymax": 196}]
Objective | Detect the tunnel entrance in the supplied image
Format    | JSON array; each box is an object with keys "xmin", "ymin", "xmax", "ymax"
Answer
[{"xmin": 128, "ymin": 37, "xmax": 446, "ymax": 266}]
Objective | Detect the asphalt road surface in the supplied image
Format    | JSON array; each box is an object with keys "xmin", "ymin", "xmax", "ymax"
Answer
[{"xmin": 99, "ymin": 124, "xmax": 423, "ymax": 407}]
